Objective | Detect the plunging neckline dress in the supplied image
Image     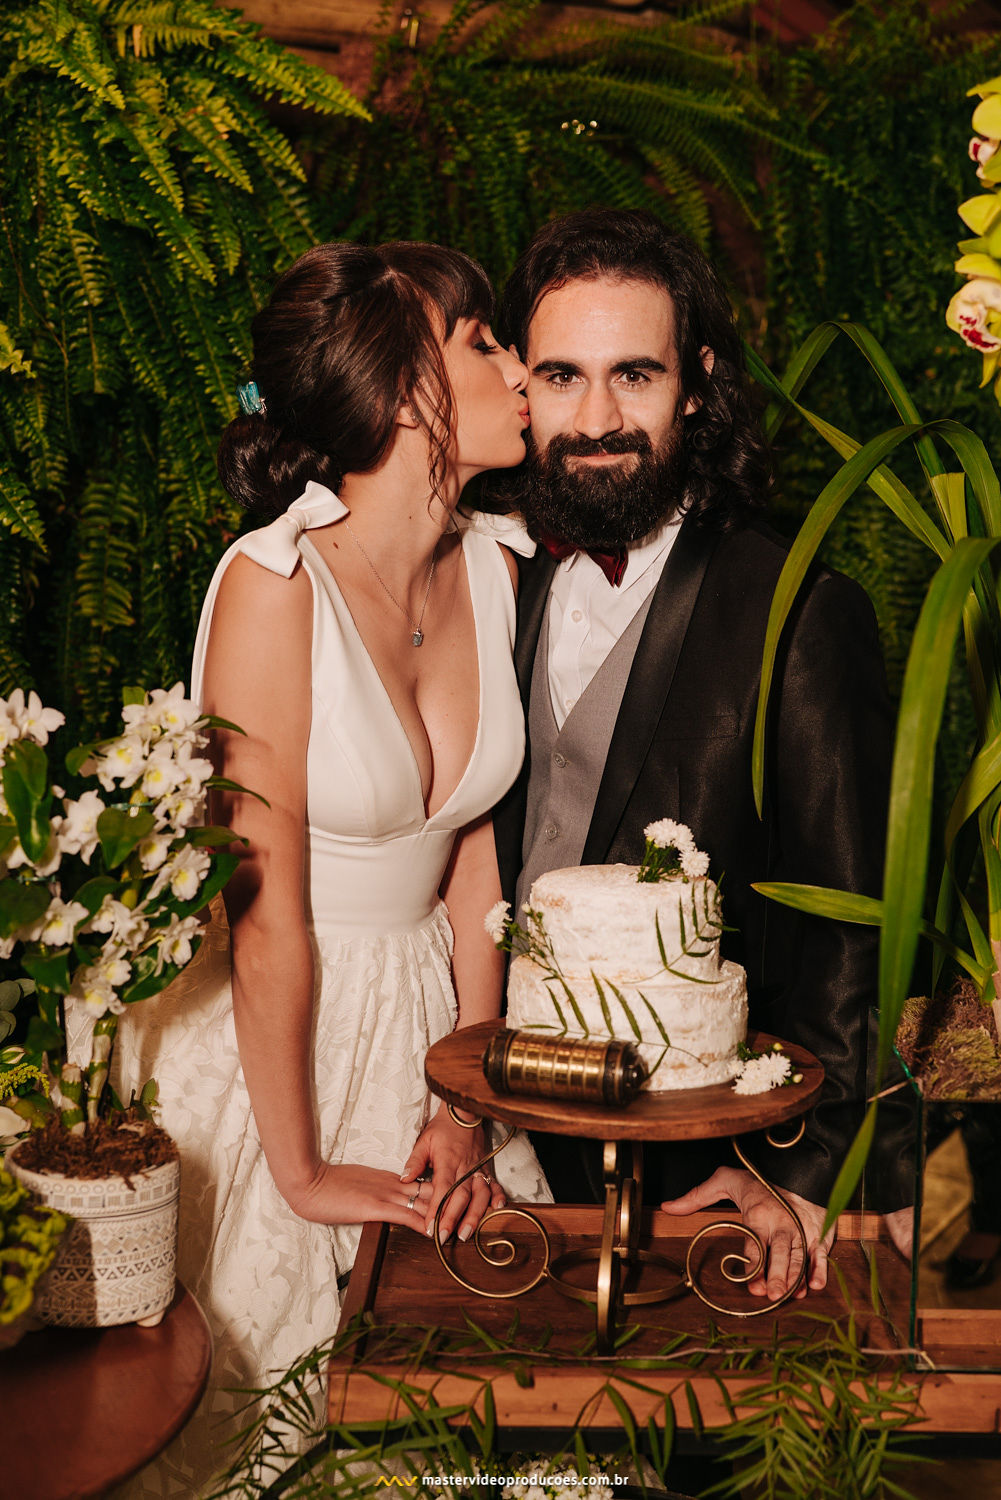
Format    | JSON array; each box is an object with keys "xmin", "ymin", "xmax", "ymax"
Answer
[{"xmin": 114, "ymin": 483, "xmax": 551, "ymax": 1497}]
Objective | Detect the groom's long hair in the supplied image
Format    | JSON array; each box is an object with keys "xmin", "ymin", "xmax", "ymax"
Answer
[{"xmin": 499, "ymin": 208, "xmax": 771, "ymax": 531}]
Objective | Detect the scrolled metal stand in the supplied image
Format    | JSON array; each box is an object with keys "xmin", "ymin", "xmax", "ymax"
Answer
[
  {"xmin": 427, "ymin": 1084, "xmax": 817, "ymax": 1347},
  {"xmin": 432, "ymin": 1111, "xmax": 685, "ymax": 1353},
  {"xmin": 430, "ymin": 1106, "xmax": 551, "ymax": 1298},
  {"xmin": 683, "ymin": 1120, "xmax": 810, "ymax": 1318}
]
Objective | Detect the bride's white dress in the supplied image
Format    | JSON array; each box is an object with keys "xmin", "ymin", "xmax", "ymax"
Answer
[{"xmin": 114, "ymin": 484, "xmax": 552, "ymax": 1498}]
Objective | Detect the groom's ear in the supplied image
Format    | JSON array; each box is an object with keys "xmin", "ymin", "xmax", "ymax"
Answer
[{"xmin": 682, "ymin": 345, "xmax": 715, "ymax": 417}]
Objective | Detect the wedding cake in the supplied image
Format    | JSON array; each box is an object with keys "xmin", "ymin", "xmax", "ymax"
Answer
[{"xmin": 498, "ymin": 822, "xmax": 748, "ymax": 1092}]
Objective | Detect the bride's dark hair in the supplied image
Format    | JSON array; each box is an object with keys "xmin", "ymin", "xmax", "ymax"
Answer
[{"xmin": 217, "ymin": 241, "xmax": 494, "ymax": 518}]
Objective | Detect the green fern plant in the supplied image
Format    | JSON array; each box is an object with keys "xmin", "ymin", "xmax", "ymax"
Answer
[
  {"xmin": 312, "ymin": 0, "xmax": 816, "ymax": 286},
  {"xmin": 0, "ymin": 0, "xmax": 366, "ymax": 735}
]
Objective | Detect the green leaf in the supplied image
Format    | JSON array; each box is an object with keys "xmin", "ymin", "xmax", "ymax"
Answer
[
  {"xmin": 751, "ymin": 881, "xmax": 991, "ymax": 986},
  {"xmin": 96, "ymin": 806, "xmax": 156, "ymax": 867},
  {"xmin": 183, "ymin": 825, "xmax": 246, "ymax": 847},
  {"xmin": 22, "ymin": 947, "xmax": 72, "ymax": 994},
  {"xmin": 121, "ymin": 685, "xmax": 146, "ymax": 705},
  {"xmin": 822, "ymin": 1101, "xmax": 878, "ymax": 1235},
  {"xmin": 591, "ymin": 972, "xmax": 614, "ymax": 1032},
  {"xmin": 65, "ymin": 742, "xmax": 98, "ymax": 776},
  {"xmin": 878, "ymin": 537, "xmax": 1000, "ymax": 1077},
  {"xmin": 0, "ymin": 880, "xmax": 49, "ymax": 940},
  {"xmin": 24, "ymin": 1015, "xmax": 63, "ymax": 1055},
  {"xmin": 751, "ymin": 420, "xmax": 950, "ymax": 817},
  {"xmin": 207, "ymin": 775, "xmax": 270, "ymax": 807},
  {"xmin": 5, "ymin": 739, "xmax": 48, "ymax": 800},
  {"xmin": 122, "ymin": 955, "xmax": 186, "ymax": 1005},
  {"xmin": 72, "ymin": 875, "xmax": 120, "ymax": 915}
]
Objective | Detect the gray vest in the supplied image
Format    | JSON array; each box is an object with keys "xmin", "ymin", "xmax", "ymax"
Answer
[{"xmin": 516, "ymin": 592, "xmax": 654, "ymax": 916}]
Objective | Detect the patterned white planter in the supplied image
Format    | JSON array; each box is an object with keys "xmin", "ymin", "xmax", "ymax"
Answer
[{"xmin": 6, "ymin": 1143, "xmax": 179, "ymax": 1328}]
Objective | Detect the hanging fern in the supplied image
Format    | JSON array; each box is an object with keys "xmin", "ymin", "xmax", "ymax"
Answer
[
  {"xmin": 311, "ymin": 0, "xmax": 819, "ymax": 286},
  {"xmin": 0, "ymin": 0, "xmax": 366, "ymax": 736}
]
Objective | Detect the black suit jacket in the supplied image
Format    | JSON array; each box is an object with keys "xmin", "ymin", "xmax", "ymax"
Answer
[{"xmin": 494, "ymin": 514, "xmax": 911, "ymax": 1208}]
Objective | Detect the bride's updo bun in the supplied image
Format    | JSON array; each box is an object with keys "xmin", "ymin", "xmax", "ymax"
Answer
[{"xmin": 217, "ymin": 241, "xmax": 494, "ymax": 519}]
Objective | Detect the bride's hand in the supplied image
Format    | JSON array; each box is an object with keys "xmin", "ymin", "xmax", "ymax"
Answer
[
  {"xmin": 287, "ymin": 1163, "xmax": 436, "ymax": 1229},
  {"xmin": 400, "ymin": 1103, "xmax": 506, "ymax": 1242}
]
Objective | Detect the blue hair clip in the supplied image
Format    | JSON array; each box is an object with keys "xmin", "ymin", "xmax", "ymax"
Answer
[{"xmin": 237, "ymin": 379, "xmax": 266, "ymax": 416}]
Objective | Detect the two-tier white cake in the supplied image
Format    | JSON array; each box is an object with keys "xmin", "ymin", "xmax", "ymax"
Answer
[{"xmin": 505, "ymin": 861, "xmax": 748, "ymax": 1091}]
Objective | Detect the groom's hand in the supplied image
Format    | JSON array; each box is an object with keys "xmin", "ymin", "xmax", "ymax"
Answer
[{"xmin": 660, "ymin": 1166, "xmax": 834, "ymax": 1300}]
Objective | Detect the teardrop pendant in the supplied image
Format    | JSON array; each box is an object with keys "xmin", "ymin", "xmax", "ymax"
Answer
[{"xmin": 411, "ymin": 629, "xmax": 424, "ymax": 647}]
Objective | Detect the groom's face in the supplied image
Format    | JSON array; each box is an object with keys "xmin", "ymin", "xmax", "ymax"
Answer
[{"xmin": 520, "ymin": 275, "xmax": 697, "ymax": 549}]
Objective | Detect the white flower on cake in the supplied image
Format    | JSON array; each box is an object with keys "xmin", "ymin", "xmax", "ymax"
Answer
[
  {"xmin": 643, "ymin": 817, "xmax": 694, "ymax": 850},
  {"xmin": 637, "ymin": 817, "xmax": 707, "ymax": 884},
  {"xmin": 484, "ymin": 899, "xmax": 511, "ymax": 945},
  {"xmin": 680, "ymin": 847, "xmax": 710, "ymax": 879},
  {"xmin": 733, "ymin": 1050, "xmax": 792, "ymax": 1095}
]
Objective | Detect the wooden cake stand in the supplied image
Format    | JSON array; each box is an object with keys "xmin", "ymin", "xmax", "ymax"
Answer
[{"xmin": 425, "ymin": 1020, "xmax": 824, "ymax": 1353}]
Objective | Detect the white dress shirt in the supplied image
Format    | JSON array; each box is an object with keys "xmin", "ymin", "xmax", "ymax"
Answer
[
  {"xmin": 459, "ymin": 507, "xmax": 682, "ymax": 730},
  {"xmin": 547, "ymin": 518, "xmax": 681, "ymax": 728}
]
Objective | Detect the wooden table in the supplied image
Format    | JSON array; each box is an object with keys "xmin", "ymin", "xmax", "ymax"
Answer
[
  {"xmin": 0, "ymin": 1284, "xmax": 211, "ymax": 1500},
  {"xmin": 424, "ymin": 1022, "xmax": 824, "ymax": 1349},
  {"xmin": 330, "ymin": 1208, "xmax": 999, "ymax": 1438}
]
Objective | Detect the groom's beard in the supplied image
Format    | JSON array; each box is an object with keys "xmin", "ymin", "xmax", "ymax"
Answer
[{"xmin": 518, "ymin": 426, "xmax": 687, "ymax": 551}]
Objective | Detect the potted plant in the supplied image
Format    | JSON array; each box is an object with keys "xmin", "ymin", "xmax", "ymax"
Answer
[
  {"xmin": 0, "ymin": 683, "xmax": 246, "ymax": 1327},
  {"xmin": 744, "ymin": 73, "xmax": 1001, "ymax": 1218}
]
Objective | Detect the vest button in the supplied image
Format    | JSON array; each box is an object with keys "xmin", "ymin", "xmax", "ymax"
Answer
[
  {"xmin": 545, "ymin": 824, "xmax": 558, "ymax": 840},
  {"xmin": 553, "ymin": 752, "xmax": 567, "ymax": 768}
]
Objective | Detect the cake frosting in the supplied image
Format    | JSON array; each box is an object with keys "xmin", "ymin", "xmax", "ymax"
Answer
[{"xmin": 505, "ymin": 863, "xmax": 747, "ymax": 1091}]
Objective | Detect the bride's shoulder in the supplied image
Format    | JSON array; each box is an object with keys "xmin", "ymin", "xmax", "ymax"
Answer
[{"xmin": 458, "ymin": 506, "xmax": 535, "ymax": 594}]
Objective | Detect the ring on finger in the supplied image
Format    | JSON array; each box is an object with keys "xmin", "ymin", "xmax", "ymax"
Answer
[{"xmin": 406, "ymin": 1192, "xmax": 418, "ymax": 1211}]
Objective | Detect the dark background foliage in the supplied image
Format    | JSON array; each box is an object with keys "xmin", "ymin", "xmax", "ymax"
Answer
[{"xmin": 1, "ymin": 0, "xmax": 999, "ymax": 750}]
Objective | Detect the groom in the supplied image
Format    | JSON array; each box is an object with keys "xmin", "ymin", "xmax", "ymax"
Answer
[{"xmin": 491, "ymin": 208, "xmax": 911, "ymax": 1300}]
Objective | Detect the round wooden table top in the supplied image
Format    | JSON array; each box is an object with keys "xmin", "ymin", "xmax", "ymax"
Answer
[
  {"xmin": 425, "ymin": 1021, "xmax": 823, "ymax": 1142},
  {"xmin": 0, "ymin": 1284, "xmax": 211, "ymax": 1499}
]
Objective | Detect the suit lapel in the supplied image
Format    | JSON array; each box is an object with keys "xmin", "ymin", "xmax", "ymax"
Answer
[
  {"xmin": 581, "ymin": 516, "xmax": 720, "ymax": 863},
  {"xmin": 514, "ymin": 550, "xmax": 559, "ymax": 710}
]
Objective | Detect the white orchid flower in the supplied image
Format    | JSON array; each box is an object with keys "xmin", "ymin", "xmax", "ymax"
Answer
[
  {"xmin": 140, "ymin": 744, "xmax": 185, "ymax": 801},
  {"xmin": 68, "ymin": 966, "xmax": 125, "ymax": 1019},
  {"xmin": 156, "ymin": 912, "xmax": 202, "ymax": 970},
  {"xmin": 155, "ymin": 790, "xmax": 204, "ymax": 832},
  {"xmin": 92, "ymin": 946, "xmax": 132, "ymax": 988},
  {"xmin": 6, "ymin": 831, "xmax": 62, "ymax": 878},
  {"xmin": 4, "ymin": 688, "xmax": 65, "ymax": 746},
  {"xmin": 137, "ymin": 830, "xmax": 172, "ymax": 871},
  {"xmin": 947, "ymin": 275, "xmax": 1001, "ymax": 353},
  {"xmin": 134, "ymin": 684, "xmax": 204, "ymax": 740},
  {"xmin": 152, "ymin": 844, "xmax": 211, "ymax": 903},
  {"xmin": 55, "ymin": 789, "xmax": 105, "ymax": 863},
  {"xmin": 93, "ymin": 734, "xmax": 148, "ymax": 789},
  {"xmin": 31, "ymin": 897, "xmax": 89, "ymax": 947},
  {"xmin": 88, "ymin": 896, "xmax": 149, "ymax": 948}
]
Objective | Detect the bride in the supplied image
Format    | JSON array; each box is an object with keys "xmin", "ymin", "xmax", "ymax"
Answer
[{"xmin": 115, "ymin": 240, "xmax": 551, "ymax": 1496}]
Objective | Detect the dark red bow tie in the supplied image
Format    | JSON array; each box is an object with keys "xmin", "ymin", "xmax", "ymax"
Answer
[{"xmin": 538, "ymin": 531, "xmax": 628, "ymax": 587}]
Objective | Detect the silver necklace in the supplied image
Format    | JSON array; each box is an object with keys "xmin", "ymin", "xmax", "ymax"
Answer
[{"xmin": 344, "ymin": 521, "xmax": 440, "ymax": 647}]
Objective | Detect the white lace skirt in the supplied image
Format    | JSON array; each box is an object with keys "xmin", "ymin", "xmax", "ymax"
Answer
[{"xmin": 112, "ymin": 902, "xmax": 550, "ymax": 1498}]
